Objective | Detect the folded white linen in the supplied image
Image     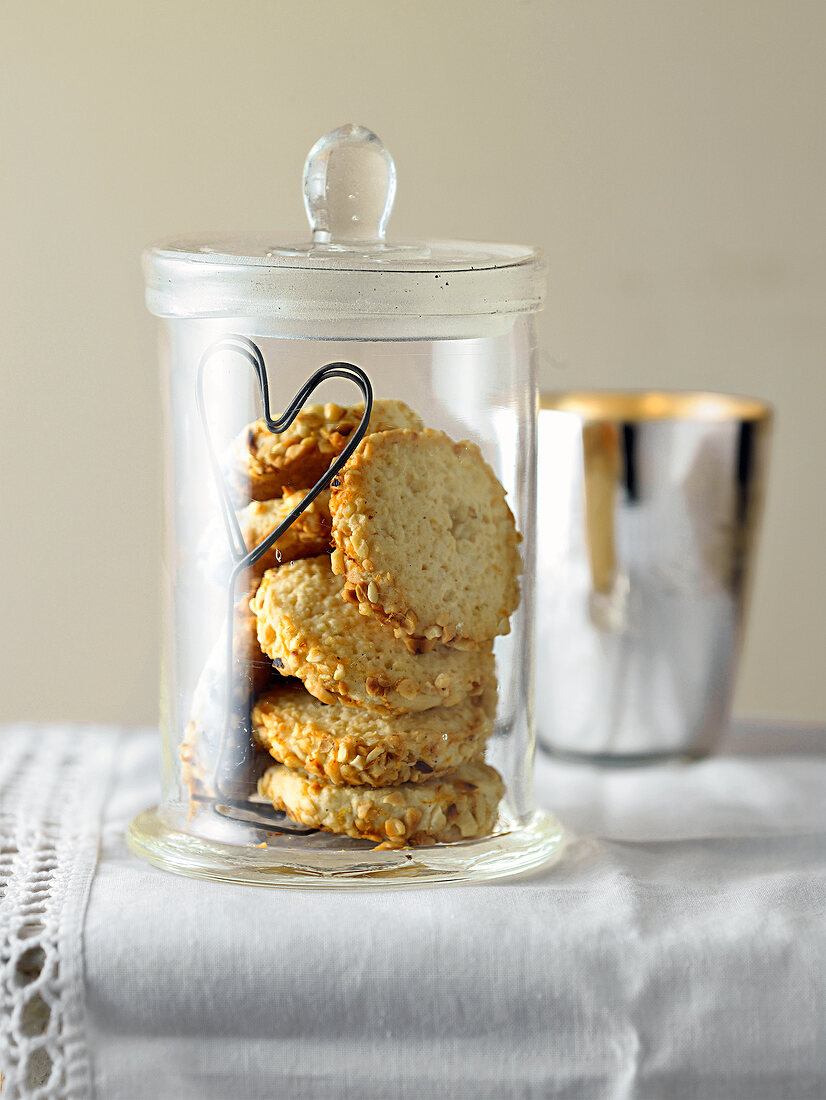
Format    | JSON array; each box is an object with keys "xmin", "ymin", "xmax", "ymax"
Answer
[{"xmin": 2, "ymin": 722, "xmax": 824, "ymax": 1100}]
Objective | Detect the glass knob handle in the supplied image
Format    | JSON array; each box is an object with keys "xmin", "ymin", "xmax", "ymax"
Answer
[{"xmin": 303, "ymin": 123, "xmax": 396, "ymax": 246}]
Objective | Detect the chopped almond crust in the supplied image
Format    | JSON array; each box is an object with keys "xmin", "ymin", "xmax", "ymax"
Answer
[
  {"xmin": 252, "ymin": 679, "xmax": 493, "ymax": 787},
  {"xmin": 252, "ymin": 556, "xmax": 494, "ymax": 716},
  {"xmin": 228, "ymin": 399, "xmax": 423, "ymax": 502},
  {"xmin": 259, "ymin": 760, "xmax": 505, "ymax": 846}
]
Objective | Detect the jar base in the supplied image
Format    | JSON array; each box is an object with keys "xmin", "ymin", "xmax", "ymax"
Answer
[{"xmin": 127, "ymin": 807, "xmax": 566, "ymax": 888}]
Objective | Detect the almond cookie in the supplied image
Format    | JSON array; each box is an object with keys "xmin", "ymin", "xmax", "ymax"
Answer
[
  {"xmin": 230, "ymin": 398, "xmax": 423, "ymax": 502},
  {"xmin": 198, "ymin": 490, "xmax": 333, "ymax": 588},
  {"xmin": 252, "ymin": 680, "xmax": 493, "ymax": 787},
  {"xmin": 252, "ymin": 556, "xmax": 494, "ymax": 715},
  {"xmin": 258, "ymin": 760, "xmax": 505, "ymax": 846},
  {"xmin": 240, "ymin": 489, "xmax": 332, "ymax": 582},
  {"xmin": 330, "ymin": 428, "xmax": 521, "ymax": 647}
]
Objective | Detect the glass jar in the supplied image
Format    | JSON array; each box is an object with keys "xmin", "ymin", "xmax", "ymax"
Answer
[{"xmin": 129, "ymin": 124, "xmax": 564, "ymax": 886}]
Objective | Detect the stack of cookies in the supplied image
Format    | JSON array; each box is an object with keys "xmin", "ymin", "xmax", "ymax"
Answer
[
  {"xmin": 186, "ymin": 398, "xmax": 522, "ymax": 849},
  {"xmin": 182, "ymin": 400, "xmax": 419, "ymax": 799}
]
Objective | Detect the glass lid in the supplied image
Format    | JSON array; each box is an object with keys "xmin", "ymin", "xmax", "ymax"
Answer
[{"xmin": 143, "ymin": 124, "xmax": 546, "ymax": 328}]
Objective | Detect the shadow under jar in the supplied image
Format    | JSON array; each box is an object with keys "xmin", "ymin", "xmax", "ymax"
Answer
[{"xmin": 129, "ymin": 124, "xmax": 564, "ymax": 886}]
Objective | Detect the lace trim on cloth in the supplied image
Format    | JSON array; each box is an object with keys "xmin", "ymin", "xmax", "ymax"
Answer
[{"xmin": 0, "ymin": 726, "xmax": 118, "ymax": 1100}]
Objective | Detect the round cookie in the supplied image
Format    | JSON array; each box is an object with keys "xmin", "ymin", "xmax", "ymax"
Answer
[
  {"xmin": 258, "ymin": 760, "xmax": 505, "ymax": 846},
  {"xmin": 252, "ymin": 556, "xmax": 494, "ymax": 716},
  {"xmin": 197, "ymin": 490, "xmax": 333, "ymax": 589},
  {"xmin": 330, "ymin": 428, "xmax": 522, "ymax": 647},
  {"xmin": 240, "ymin": 489, "xmax": 332, "ymax": 582},
  {"xmin": 252, "ymin": 680, "xmax": 493, "ymax": 787},
  {"xmin": 230, "ymin": 399, "xmax": 423, "ymax": 502}
]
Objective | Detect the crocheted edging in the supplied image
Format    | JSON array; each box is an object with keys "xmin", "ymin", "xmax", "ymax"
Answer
[{"xmin": 0, "ymin": 727, "xmax": 117, "ymax": 1100}]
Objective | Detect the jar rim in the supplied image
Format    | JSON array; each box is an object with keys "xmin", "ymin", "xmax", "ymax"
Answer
[{"xmin": 142, "ymin": 234, "xmax": 547, "ymax": 328}]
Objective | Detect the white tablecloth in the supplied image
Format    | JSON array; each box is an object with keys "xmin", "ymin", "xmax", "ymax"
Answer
[{"xmin": 1, "ymin": 721, "xmax": 824, "ymax": 1100}]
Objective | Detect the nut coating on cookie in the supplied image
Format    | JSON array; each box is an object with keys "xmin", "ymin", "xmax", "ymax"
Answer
[
  {"xmin": 229, "ymin": 399, "xmax": 423, "ymax": 502},
  {"xmin": 251, "ymin": 556, "xmax": 494, "ymax": 716},
  {"xmin": 252, "ymin": 679, "xmax": 493, "ymax": 787},
  {"xmin": 258, "ymin": 760, "xmax": 505, "ymax": 846},
  {"xmin": 239, "ymin": 490, "xmax": 333, "ymax": 582},
  {"xmin": 330, "ymin": 428, "xmax": 522, "ymax": 646}
]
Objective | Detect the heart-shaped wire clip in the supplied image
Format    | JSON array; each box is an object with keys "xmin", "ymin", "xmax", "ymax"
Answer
[{"xmin": 194, "ymin": 335, "xmax": 373, "ymax": 829}]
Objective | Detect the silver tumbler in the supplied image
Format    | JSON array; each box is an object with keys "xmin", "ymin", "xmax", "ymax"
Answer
[{"xmin": 536, "ymin": 392, "xmax": 772, "ymax": 763}]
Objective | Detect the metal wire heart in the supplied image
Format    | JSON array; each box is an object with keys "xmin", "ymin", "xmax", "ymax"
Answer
[{"xmin": 194, "ymin": 334, "xmax": 373, "ymax": 827}]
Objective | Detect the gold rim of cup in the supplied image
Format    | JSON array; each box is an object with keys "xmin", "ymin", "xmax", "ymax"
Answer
[{"xmin": 540, "ymin": 390, "xmax": 772, "ymax": 424}]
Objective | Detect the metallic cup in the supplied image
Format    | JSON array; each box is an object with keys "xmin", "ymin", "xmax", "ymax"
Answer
[{"xmin": 536, "ymin": 392, "xmax": 772, "ymax": 763}]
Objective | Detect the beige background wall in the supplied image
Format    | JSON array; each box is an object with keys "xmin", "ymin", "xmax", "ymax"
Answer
[{"xmin": 1, "ymin": 0, "xmax": 824, "ymax": 724}]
